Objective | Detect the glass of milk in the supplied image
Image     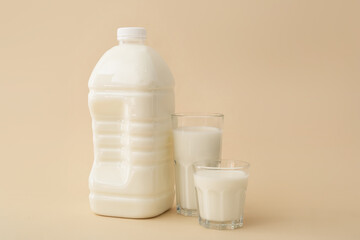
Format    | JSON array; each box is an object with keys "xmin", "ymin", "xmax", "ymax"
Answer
[
  {"xmin": 172, "ymin": 113, "xmax": 223, "ymax": 216},
  {"xmin": 193, "ymin": 160, "xmax": 250, "ymax": 230}
]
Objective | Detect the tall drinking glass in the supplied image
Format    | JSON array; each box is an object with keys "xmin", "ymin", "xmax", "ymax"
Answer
[{"xmin": 172, "ymin": 113, "xmax": 223, "ymax": 216}]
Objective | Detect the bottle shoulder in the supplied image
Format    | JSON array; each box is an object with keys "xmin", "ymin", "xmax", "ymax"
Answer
[{"xmin": 88, "ymin": 45, "xmax": 174, "ymax": 90}]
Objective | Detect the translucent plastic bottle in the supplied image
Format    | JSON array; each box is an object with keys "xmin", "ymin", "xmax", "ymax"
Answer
[{"xmin": 88, "ymin": 27, "xmax": 175, "ymax": 218}]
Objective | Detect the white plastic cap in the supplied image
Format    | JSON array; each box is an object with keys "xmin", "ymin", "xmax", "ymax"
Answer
[{"xmin": 117, "ymin": 27, "xmax": 147, "ymax": 40}]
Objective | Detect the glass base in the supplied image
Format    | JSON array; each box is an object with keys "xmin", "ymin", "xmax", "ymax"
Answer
[
  {"xmin": 199, "ymin": 216, "xmax": 243, "ymax": 230},
  {"xmin": 176, "ymin": 205, "xmax": 198, "ymax": 216}
]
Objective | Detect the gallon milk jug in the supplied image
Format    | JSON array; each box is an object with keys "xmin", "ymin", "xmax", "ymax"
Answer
[{"xmin": 88, "ymin": 27, "xmax": 175, "ymax": 218}]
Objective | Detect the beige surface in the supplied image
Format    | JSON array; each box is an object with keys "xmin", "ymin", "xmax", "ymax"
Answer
[{"xmin": 1, "ymin": 0, "xmax": 359, "ymax": 239}]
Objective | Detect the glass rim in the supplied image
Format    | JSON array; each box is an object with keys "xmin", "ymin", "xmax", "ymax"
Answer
[
  {"xmin": 193, "ymin": 160, "xmax": 250, "ymax": 170},
  {"xmin": 171, "ymin": 113, "xmax": 224, "ymax": 118}
]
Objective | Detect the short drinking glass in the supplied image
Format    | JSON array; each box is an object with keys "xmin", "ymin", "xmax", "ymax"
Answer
[{"xmin": 193, "ymin": 160, "xmax": 250, "ymax": 230}]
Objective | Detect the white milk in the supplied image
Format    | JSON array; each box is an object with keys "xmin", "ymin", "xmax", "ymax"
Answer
[
  {"xmin": 88, "ymin": 28, "xmax": 175, "ymax": 218},
  {"xmin": 194, "ymin": 170, "xmax": 248, "ymax": 222},
  {"xmin": 173, "ymin": 126, "xmax": 222, "ymax": 211}
]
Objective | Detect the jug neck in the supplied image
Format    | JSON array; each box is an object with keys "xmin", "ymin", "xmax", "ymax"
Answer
[
  {"xmin": 117, "ymin": 27, "xmax": 147, "ymax": 45},
  {"xmin": 118, "ymin": 38, "xmax": 146, "ymax": 45}
]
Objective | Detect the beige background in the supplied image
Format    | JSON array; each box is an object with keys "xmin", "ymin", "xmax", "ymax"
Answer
[{"xmin": 1, "ymin": 0, "xmax": 359, "ymax": 239}]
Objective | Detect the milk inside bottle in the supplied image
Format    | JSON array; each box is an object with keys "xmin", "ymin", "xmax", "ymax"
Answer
[{"xmin": 88, "ymin": 27, "xmax": 175, "ymax": 218}]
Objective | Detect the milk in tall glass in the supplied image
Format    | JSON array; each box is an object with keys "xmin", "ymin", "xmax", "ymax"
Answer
[{"xmin": 172, "ymin": 114, "xmax": 223, "ymax": 216}]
